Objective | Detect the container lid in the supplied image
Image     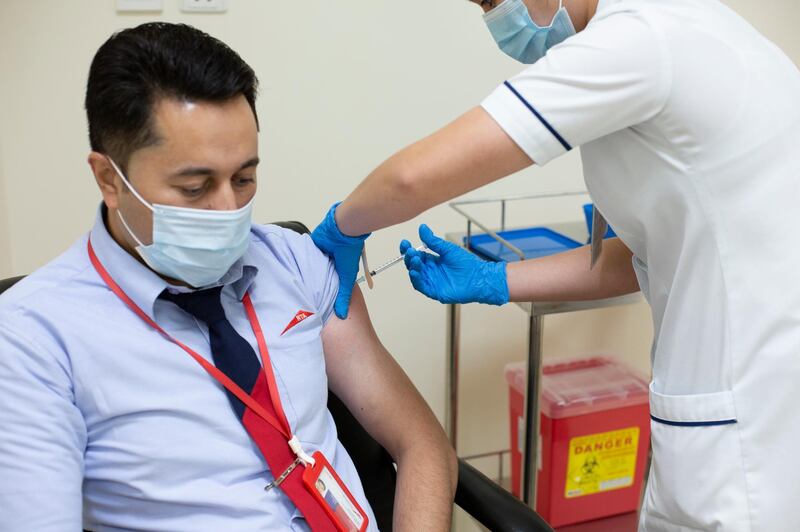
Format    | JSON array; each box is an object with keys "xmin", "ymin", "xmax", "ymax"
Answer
[{"xmin": 504, "ymin": 357, "xmax": 650, "ymax": 419}]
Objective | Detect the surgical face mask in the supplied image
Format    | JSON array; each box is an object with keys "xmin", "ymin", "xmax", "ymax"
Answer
[
  {"xmin": 484, "ymin": 0, "xmax": 576, "ymax": 64},
  {"xmin": 107, "ymin": 158, "xmax": 254, "ymax": 288}
]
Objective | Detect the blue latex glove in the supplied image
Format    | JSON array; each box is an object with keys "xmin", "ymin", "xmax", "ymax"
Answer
[
  {"xmin": 311, "ymin": 203, "xmax": 371, "ymax": 319},
  {"xmin": 400, "ymin": 224, "xmax": 509, "ymax": 305}
]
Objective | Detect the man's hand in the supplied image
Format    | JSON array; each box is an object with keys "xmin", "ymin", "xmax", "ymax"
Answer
[
  {"xmin": 311, "ymin": 203, "xmax": 371, "ymax": 319},
  {"xmin": 400, "ymin": 224, "xmax": 509, "ymax": 306}
]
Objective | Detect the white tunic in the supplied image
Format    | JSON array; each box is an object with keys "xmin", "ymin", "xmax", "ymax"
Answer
[{"xmin": 481, "ymin": 0, "xmax": 800, "ymax": 529}]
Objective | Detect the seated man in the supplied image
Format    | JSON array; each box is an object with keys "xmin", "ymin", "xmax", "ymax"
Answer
[{"xmin": 0, "ymin": 22, "xmax": 456, "ymax": 531}]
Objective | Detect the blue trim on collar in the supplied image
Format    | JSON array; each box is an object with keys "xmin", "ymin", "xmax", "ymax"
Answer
[
  {"xmin": 503, "ymin": 81, "xmax": 572, "ymax": 151},
  {"xmin": 650, "ymin": 415, "xmax": 737, "ymax": 427}
]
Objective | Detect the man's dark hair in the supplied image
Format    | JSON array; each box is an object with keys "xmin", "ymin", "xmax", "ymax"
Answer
[{"xmin": 85, "ymin": 22, "xmax": 259, "ymax": 169}]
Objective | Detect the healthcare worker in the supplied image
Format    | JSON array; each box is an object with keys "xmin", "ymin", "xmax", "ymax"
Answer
[{"xmin": 312, "ymin": 0, "xmax": 800, "ymax": 530}]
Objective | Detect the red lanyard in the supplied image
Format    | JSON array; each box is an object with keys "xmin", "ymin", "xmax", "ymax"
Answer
[{"xmin": 87, "ymin": 239, "xmax": 296, "ymax": 446}]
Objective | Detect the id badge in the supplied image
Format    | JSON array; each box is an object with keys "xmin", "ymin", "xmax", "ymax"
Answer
[{"xmin": 302, "ymin": 451, "xmax": 369, "ymax": 532}]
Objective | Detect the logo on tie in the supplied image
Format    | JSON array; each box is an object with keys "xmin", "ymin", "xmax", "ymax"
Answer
[{"xmin": 281, "ymin": 310, "xmax": 315, "ymax": 336}]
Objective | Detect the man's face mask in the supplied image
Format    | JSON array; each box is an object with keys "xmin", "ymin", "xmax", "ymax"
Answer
[
  {"xmin": 484, "ymin": 0, "xmax": 576, "ymax": 64},
  {"xmin": 108, "ymin": 158, "xmax": 254, "ymax": 288}
]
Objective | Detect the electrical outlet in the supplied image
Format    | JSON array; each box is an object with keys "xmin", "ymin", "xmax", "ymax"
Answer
[
  {"xmin": 116, "ymin": 0, "xmax": 163, "ymax": 12},
  {"xmin": 181, "ymin": 0, "xmax": 228, "ymax": 13}
]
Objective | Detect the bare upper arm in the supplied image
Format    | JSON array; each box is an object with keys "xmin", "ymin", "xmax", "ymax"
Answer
[{"xmin": 321, "ymin": 286, "xmax": 445, "ymax": 460}]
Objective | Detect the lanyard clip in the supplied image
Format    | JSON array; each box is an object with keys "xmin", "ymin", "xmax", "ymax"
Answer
[
  {"xmin": 288, "ymin": 435, "xmax": 316, "ymax": 467},
  {"xmin": 265, "ymin": 456, "xmax": 302, "ymax": 492},
  {"xmin": 263, "ymin": 437, "xmax": 315, "ymax": 492}
]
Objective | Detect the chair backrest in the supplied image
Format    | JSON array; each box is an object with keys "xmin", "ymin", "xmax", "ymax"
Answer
[
  {"xmin": 0, "ymin": 275, "xmax": 24, "ymax": 295},
  {"xmin": 0, "ymin": 222, "xmax": 397, "ymax": 531}
]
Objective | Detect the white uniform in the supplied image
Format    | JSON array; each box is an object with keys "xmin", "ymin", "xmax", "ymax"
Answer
[{"xmin": 481, "ymin": 0, "xmax": 800, "ymax": 530}]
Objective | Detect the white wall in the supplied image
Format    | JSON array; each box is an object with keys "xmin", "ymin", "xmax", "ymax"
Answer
[
  {"xmin": 1, "ymin": 1, "xmax": 798, "ymax": 530},
  {"xmin": 0, "ymin": 2, "xmax": 591, "ymax": 418},
  {"xmin": 0, "ymin": 138, "xmax": 9, "ymax": 277}
]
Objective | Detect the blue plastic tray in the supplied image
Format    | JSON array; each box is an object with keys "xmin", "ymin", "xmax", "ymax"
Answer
[{"xmin": 464, "ymin": 227, "xmax": 582, "ymax": 263}]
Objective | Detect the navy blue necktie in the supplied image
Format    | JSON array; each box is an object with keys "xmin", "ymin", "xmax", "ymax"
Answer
[{"xmin": 161, "ymin": 286, "xmax": 261, "ymax": 419}]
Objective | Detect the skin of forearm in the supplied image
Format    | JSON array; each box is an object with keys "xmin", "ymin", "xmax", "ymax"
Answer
[
  {"xmin": 335, "ymin": 151, "xmax": 430, "ymax": 237},
  {"xmin": 335, "ymin": 108, "xmax": 533, "ymax": 237},
  {"xmin": 506, "ymin": 237, "xmax": 641, "ymax": 302},
  {"xmin": 392, "ymin": 431, "xmax": 458, "ymax": 532}
]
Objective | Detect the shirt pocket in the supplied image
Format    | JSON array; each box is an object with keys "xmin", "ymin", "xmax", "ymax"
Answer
[
  {"xmin": 640, "ymin": 383, "xmax": 751, "ymax": 532},
  {"xmin": 271, "ymin": 337, "xmax": 330, "ymax": 448},
  {"xmin": 277, "ymin": 311, "xmax": 323, "ymax": 344}
]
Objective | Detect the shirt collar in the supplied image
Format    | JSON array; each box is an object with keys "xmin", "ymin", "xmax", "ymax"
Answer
[
  {"xmin": 88, "ymin": 204, "xmax": 258, "ymax": 319},
  {"xmin": 595, "ymin": 0, "xmax": 622, "ymax": 16}
]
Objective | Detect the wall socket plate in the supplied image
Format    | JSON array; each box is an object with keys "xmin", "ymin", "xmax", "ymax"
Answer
[
  {"xmin": 181, "ymin": 0, "xmax": 228, "ymax": 12},
  {"xmin": 116, "ymin": 0, "xmax": 164, "ymax": 12}
]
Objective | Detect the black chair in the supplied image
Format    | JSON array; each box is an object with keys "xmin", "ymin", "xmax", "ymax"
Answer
[
  {"xmin": 0, "ymin": 275, "xmax": 24, "ymax": 295},
  {"xmin": 0, "ymin": 221, "xmax": 552, "ymax": 532}
]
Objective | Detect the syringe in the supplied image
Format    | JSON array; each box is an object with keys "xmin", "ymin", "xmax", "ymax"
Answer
[{"xmin": 356, "ymin": 245, "xmax": 428, "ymax": 285}]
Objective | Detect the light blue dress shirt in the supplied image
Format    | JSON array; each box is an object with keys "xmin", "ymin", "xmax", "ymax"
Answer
[{"xmin": 0, "ymin": 206, "xmax": 378, "ymax": 531}]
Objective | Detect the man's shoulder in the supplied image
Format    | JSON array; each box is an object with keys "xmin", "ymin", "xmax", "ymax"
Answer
[
  {"xmin": 248, "ymin": 223, "xmax": 332, "ymax": 273},
  {"xmin": 0, "ymin": 234, "xmax": 101, "ymax": 330}
]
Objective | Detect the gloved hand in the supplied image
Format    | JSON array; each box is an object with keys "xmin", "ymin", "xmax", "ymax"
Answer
[
  {"xmin": 311, "ymin": 203, "xmax": 371, "ymax": 319},
  {"xmin": 400, "ymin": 224, "xmax": 509, "ymax": 305}
]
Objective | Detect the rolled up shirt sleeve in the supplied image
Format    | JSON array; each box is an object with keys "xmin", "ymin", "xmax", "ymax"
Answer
[
  {"xmin": 0, "ymin": 322, "xmax": 86, "ymax": 531},
  {"xmin": 481, "ymin": 8, "xmax": 671, "ymax": 165},
  {"xmin": 298, "ymin": 234, "xmax": 339, "ymax": 327},
  {"xmin": 277, "ymin": 229, "xmax": 340, "ymax": 327}
]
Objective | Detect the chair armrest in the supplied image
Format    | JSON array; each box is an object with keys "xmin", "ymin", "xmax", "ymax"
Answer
[{"xmin": 455, "ymin": 459, "xmax": 553, "ymax": 532}]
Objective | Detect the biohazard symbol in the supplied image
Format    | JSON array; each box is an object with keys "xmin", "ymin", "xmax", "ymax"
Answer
[
  {"xmin": 581, "ymin": 455, "xmax": 600, "ymax": 476},
  {"xmin": 566, "ymin": 427, "xmax": 639, "ymax": 498}
]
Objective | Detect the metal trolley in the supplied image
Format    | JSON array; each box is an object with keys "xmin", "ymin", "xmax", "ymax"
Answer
[{"xmin": 444, "ymin": 192, "xmax": 643, "ymax": 508}]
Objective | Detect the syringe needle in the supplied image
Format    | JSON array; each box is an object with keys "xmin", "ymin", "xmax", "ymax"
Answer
[{"xmin": 356, "ymin": 245, "xmax": 427, "ymax": 285}]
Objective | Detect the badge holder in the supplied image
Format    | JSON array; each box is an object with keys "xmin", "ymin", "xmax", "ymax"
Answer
[{"xmin": 303, "ymin": 451, "xmax": 369, "ymax": 532}]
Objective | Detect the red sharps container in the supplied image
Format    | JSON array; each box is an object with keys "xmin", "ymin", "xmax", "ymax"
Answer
[{"xmin": 504, "ymin": 357, "xmax": 650, "ymax": 527}]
